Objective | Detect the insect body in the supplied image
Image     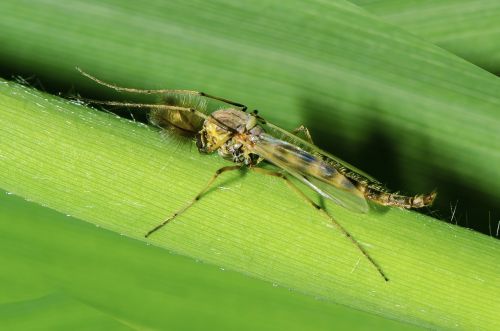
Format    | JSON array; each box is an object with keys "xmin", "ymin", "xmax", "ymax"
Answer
[
  {"xmin": 197, "ymin": 108, "xmax": 435, "ymax": 212},
  {"xmin": 78, "ymin": 68, "xmax": 436, "ymax": 281}
]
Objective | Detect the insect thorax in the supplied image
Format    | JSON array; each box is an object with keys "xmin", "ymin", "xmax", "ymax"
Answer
[{"xmin": 196, "ymin": 108, "xmax": 262, "ymax": 165}]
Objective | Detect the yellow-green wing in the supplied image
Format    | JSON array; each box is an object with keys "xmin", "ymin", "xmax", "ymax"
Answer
[{"xmin": 251, "ymin": 133, "xmax": 369, "ymax": 213}]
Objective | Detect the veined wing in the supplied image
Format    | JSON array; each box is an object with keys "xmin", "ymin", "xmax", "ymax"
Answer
[
  {"xmin": 251, "ymin": 133, "xmax": 369, "ymax": 213},
  {"xmin": 261, "ymin": 121, "xmax": 384, "ymax": 188}
]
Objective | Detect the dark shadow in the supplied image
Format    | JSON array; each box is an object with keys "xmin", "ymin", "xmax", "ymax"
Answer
[
  {"xmin": 0, "ymin": 65, "xmax": 153, "ymax": 123},
  {"xmin": 299, "ymin": 97, "xmax": 499, "ymax": 238},
  {"xmin": 2, "ymin": 63, "xmax": 498, "ymax": 237}
]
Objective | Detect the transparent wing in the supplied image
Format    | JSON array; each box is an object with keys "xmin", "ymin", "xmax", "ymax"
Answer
[
  {"xmin": 261, "ymin": 120, "xmax": 382, "ymax": 185},
  {"xmin": 251, "ymin": 133, "xmax": 368, "ymax": 213}
]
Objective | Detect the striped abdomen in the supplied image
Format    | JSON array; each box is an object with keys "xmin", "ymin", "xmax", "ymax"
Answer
[
  {"xmin": 320, "ymin": 156, "xmax": 437, "ymax": 208},
  {"xmin": 252, "ymin": 132, "xmax": 436, "ymax": 209}
]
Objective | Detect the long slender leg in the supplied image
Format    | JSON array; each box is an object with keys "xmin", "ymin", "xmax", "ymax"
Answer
[
  {"xmin": 291, "ymin": 125, "xmax": 314, "ymax": 144},
  {"xmin": 77, "ymin": 68, "xmax": 247, "ymax": 110},
  {"xmin": 145, "ymin": 165, "xmax": 242, "ymax": 238},
  {"xmin": 250, "ymin": 167, "xmax": 389, "ymax": 282},
  {"xmin": 80, "ymin": 99, "xmax": 209, "ymax": 120},
  {"xmin": 81, "ymin": 98, "xmax": 239, "ymax": 134}
]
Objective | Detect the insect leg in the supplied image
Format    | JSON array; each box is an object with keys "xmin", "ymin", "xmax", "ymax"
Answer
[
  {"xmin": 250, "ymin": 167, "xmax": 389, "ymax": 282},
  {"xmin": 291, "ymin": 125, "xmax": 314, "ymax": 144},
  {"xmin": 79, "ymin": 98, "xmax": 209, "ymax": 120},
  {"xmin": 199, "ymin": 92, "xmax": 247, "ymax": 111},
  {"xmin": 145, "ymin": 165, "xmax": 242, "ymax": 238},
  {"xmin": 77, "ymin": 68, "xmax": 247, "ymax": 111}
]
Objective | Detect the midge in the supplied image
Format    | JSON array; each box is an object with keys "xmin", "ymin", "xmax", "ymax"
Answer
[{"xmin": 77, "ymin": 68, "xmax": 436, "ymax": 281}]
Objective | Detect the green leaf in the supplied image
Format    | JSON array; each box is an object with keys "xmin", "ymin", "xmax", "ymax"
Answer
[
  {"xmin": 352, "ymin": 0, "xmax": 500, "ymax": 73},
  {"xmin": 1, "ymin": 191, "xmax": 419, "ymax": 331},
  {"xmin": 1, "ymin": 0, "xmax": 499, "ymax": 329}
]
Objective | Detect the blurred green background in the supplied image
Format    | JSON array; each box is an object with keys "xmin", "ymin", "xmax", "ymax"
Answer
[{"xmin": 1, "ymin": 0, "xmax": 499, "ymax": 330}]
